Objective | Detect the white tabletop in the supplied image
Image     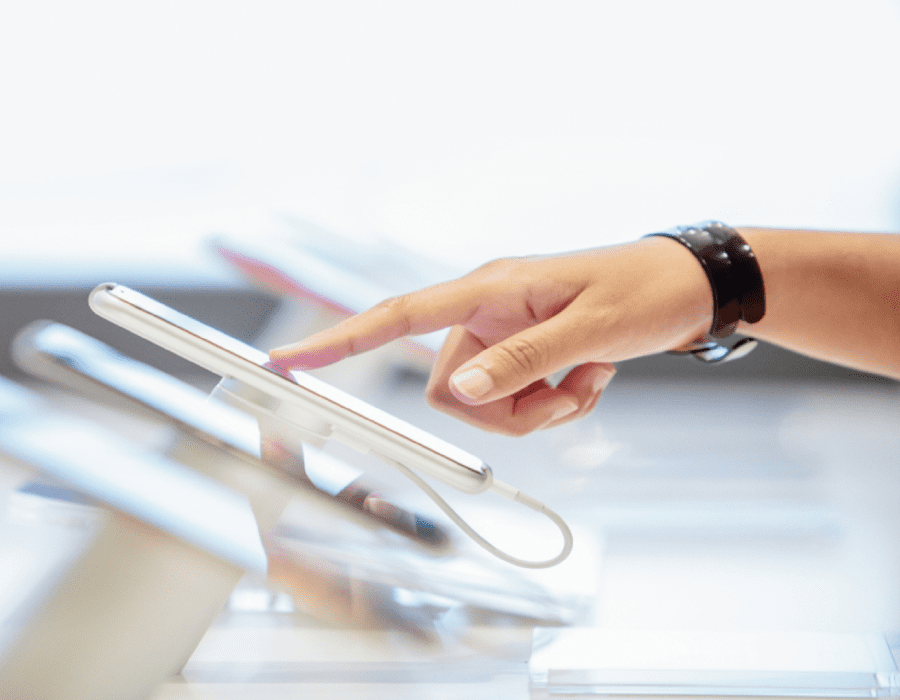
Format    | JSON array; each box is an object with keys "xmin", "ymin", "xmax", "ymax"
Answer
[{"xmin": 6, "ymin": 376, "xmax": 900, "ymax": 699}]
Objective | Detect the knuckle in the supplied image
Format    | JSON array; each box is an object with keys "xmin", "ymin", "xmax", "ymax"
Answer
[
  {"xmin": 473, "ymin": 256, "xmax": 521, "ymax": 281},
  {"xmin": 372, "ymin": 295, "xmax": 413, "ymax": 336},
  {"xmin": 493, "ymin": 335, "xmax": 549, "ymax": 377},
  {"xmin": 340, "ymin": 333, "xmax": 358, "ymax": 358}
]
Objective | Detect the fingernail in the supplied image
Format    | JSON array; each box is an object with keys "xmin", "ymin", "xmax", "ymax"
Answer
[
  {"xmin": 592, "ymin": 366, "xmax": 616, "ymax": 394},
  {"xmin": 269, "ymin": 341, "xmax": 305, "ymax": 357},
  {"xmin": 268, "ymin": 341, "xmax": 342, "ymax": 370},
  {"xmin": 451, "ymin": 367, "xmax": 493, "ymax": 399}
]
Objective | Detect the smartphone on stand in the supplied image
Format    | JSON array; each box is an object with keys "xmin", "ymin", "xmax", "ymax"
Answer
[
  {"xmin": 88, "ymin": 283, "xmax": 574, "ymax": 570},
  {"xmin": 89, "ymin": 283, "xmax": 493, "ymax": 494}
]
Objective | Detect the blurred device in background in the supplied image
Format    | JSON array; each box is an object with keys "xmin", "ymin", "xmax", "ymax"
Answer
[
  {"xmin": 13, "ymin": 320, "xmax": 449, "ymax": 548},
  {"xmin": 8, "ymin": 320, "xmax": 600, "ymax": 647}
]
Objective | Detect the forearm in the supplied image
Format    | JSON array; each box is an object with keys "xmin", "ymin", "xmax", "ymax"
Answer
[{"xmin": 737, "ymin": 228, "xmax": 900, "ymax": 379}]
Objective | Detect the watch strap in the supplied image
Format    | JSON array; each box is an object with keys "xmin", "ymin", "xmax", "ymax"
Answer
[{"xmin": 646, "ymin": 221, "xmax": 766, "ymax": 338}]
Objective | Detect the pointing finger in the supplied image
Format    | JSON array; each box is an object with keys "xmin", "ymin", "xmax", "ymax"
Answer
[{"xmin": 269, "ymin": 279, "xmax": 483, "ymax": 369}]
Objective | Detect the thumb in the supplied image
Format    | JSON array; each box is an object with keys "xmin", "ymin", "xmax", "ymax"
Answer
[{"xmin": 448, "ymin": 311, "xmax": 588, "ymax": 404}]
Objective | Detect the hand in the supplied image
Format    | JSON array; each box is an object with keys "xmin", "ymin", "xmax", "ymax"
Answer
[{"xmin": 270, "ymin": 237, "xmax": 712, "ymax": 435}]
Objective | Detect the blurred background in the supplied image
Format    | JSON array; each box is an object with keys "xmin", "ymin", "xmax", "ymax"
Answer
[
  {"xmin": 1, "ymin": 0, "xmax": 898, "ymax": 276},
  {"xmin": 2, "ymin": 0, "xmax": 900, "ymax": 683}
]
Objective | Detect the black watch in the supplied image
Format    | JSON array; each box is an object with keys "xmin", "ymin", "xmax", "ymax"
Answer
[{"xmin": 645, "ymin": 221, "xmax": 765, "ymax": 364}]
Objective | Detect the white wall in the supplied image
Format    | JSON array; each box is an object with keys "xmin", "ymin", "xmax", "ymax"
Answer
[{"xmin": 1, "ymin": 0, "xmax": 899, "ymax": 274}]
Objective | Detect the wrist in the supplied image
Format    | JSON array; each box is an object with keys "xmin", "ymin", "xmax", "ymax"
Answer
[{"xmin": 636, "ymin": 236, "xmax": 715, "ymax": 345}]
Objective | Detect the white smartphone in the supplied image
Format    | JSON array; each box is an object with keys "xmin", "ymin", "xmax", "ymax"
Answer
[{"xmin": 89, "ymin": 283, "xmax": 492, "ymax": 494}]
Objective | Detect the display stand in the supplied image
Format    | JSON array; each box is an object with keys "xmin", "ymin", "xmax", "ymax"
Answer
[{"xmin": 0, "ymin": 377, "xmax": 266, "ymax": 700}]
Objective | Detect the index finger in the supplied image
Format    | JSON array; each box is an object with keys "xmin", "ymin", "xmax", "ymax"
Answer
[{"xmin": 269, "ymin": 278, "xmax": 482, "ymax": 369}]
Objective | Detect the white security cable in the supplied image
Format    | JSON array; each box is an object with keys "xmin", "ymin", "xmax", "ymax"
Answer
[{"xmin": 379, "ymin": 455, "xmax": 573, "ymax": 569}]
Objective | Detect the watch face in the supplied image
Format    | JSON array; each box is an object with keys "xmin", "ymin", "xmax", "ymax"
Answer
[{"xmin": 692, "ymin": 337, "xmax": 758, "ymax": 364}]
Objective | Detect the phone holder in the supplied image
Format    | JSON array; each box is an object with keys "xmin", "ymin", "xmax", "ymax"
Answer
[
  {"xmin": 0, "ymin": 378, "xmax": 266, "ymax": 700},
  {"xmin": 211, "ymin": 376, "xmax": 333, "ymax": 451},
  {"xmin": 209, "ymin": 376, "xmax": 573, "ymax": 569}
]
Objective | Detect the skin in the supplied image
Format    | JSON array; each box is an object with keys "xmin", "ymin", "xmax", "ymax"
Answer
[{"xmin": 269, "ymin": 228, "xmax": 900, "ymax": 436}]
